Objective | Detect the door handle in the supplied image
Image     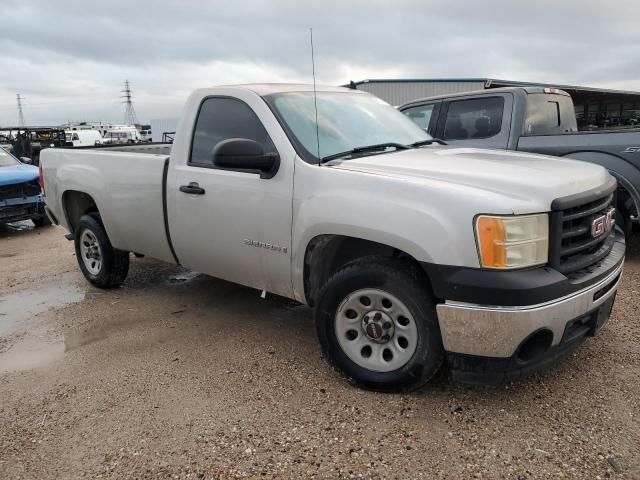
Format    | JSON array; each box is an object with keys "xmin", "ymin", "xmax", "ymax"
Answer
[{"xmin": 179, "ymin": 182, "xmax": 205, "ymax": 195}]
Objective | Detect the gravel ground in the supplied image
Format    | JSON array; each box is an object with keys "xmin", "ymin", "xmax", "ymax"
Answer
[{"xmin": 0, "ymin": 223, "xmax": 638, "ymax": 479}]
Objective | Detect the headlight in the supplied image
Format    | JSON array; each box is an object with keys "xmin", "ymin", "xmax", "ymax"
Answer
[{"xmin": 475, "ymin": 214, "xmax": 549, "ymax": 269}]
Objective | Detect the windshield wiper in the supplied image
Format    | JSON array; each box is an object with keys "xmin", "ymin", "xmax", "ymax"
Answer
[
  {"xmin": 320, "ymin": 142, "xmax": 411, "ymax": 164},
  {"xmin": 409, "ymin": 138, "xmax": 447, "ymax": 147}
]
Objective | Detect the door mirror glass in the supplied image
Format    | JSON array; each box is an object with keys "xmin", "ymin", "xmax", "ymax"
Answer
[
  {"xmin": 20, "ymin": 157, "xmax": 32, "ymax": 164},
  {"xmin": 212, "ymin": 138, "xmax": 279, "ymax": 179}
]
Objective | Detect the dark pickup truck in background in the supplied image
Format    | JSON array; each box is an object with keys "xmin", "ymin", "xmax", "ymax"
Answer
[{"xmin": 400, "ymin": 87, "xmax": 640, "ymax": 232}]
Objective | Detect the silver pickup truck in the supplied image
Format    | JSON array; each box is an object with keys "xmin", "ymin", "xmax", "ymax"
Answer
[{"xmin": 41, "ymin": 84, "xmax": 625, "ymax": 390}]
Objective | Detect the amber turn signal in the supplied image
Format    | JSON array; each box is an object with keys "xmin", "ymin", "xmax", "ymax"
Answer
[{"xmin": 476, "ymin": 216, "xmax": 507, "ymax": 268}]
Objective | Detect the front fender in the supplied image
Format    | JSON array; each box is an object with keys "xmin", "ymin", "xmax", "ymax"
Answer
[
  {"xmin": 292, "ymin": 218, "xmax": 459, "ymax": 304},
  {"xmin": 290, "ymin": 164, "xmax": 483, "ymax": 303}
]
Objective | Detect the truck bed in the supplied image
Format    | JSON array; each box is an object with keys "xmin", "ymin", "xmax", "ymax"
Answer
[
  {"xmin": 41, "ymin": 148, "xmax": 176, "ymax": 263},
  {"xmin": 62, "ymin": 143, "xmax": 173, "ymax": 155},
  {"xmin": 96, "ymin": 143, "xmax": 173, "ymax": 155},
  {"xmin": 518, "ymin": 129, "xmax": 640, "ymax": 151}
]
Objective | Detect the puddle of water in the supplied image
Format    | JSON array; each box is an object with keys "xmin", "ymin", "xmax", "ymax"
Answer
[
  {"xmin": 0, "ymin": 319, "xmax": 109, "ymax": 374},
  {"xmin": 0, "ymin": 280, "xmax": 85, "ymax": 336},
  {"xmin": 64, "ymin": 322, "xmax": 108, "ymax": 351},
  {"xmin": 0, "ymin": 337, "xmax": 65, "ymax": 374}
]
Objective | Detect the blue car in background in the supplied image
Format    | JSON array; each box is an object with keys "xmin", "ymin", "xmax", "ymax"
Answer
[{"xmin": 0, "ymin": 148, "xmax": 50, "ymax": 227}]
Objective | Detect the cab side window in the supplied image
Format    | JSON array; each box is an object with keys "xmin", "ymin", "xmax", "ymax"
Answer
[
  {"xmin": 443, "ymin": 97, "xmax": 504, "ymax": 141},
  {"xmin": 190, "ymin": 97, "xmax": 276, "ymax": 167},
  {"xmin": 523, "ymin": 94, "xmax": 578, "ymax": 135},
  {"xmin": 402, "ymin": 104, "xmax": 436, "ymax": 134}
]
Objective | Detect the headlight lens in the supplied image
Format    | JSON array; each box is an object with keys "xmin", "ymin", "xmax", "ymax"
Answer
[{"xmin": 475, "ymin": 214, "xmax": 549, "ymax": 269}]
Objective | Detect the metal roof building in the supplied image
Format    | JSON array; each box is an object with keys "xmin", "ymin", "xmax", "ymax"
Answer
[
  {"xmin": 348, "ymin": 78, "xmax": 640, "ymax": 129},
  {"xmin": 348, "ymin": 78, "xmax": 487, "ymax": 106}
]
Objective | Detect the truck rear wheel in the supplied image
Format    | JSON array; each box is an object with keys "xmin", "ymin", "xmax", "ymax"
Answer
[
  {"xmin": 314, "ymin": 257, "xmax": 443, "ymax": 392},
  {"xmin": 74, "ymin": 214, "xmax": 129, "ymax": 288}
]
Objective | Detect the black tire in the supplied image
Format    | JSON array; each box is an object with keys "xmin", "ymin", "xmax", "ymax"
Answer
[
  {"xmin": 314, "ymin": 256, "xmax": 444, "ymax": 392},
  {"xmin": 32, "ymin": 215, "xmax": 52, "ymax": 227},
  {"xmin": 616, "ymin": 196, "xmax": 633, "ymax": 237},
  {"xmin": 74, "ymin": 213, "xmax": 129, "ymax": 288}
]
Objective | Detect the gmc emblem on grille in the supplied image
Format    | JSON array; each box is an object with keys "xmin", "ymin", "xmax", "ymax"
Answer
[{"xmin": 591, "ymin": 208, "xmax": 615, "ymax": 238}]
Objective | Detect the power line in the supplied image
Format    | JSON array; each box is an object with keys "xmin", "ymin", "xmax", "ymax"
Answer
[
  {"xmin": 16, "ymin": 94, "xmax": 25, "ymax": 127},
  {"xmin": 121, "ymin": 80, "xmax": 139, "ymax": 125}
]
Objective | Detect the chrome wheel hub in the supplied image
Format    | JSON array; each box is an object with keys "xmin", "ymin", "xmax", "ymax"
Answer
[
  {"xmin": 362, "ymin": 310, "xmax": 394, "ymax": 343},
  {"xmin": 80, "ymin": 229, "xmax": 102, "ymax": 276},
  {"xmin": 335, "ymin": 288, "xmax": 419, "ymax": 373}
]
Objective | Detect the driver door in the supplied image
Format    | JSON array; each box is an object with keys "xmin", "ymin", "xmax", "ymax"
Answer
[{"xmin": 167, "ymin": 96, "xmax": 294, "ymax": 298}]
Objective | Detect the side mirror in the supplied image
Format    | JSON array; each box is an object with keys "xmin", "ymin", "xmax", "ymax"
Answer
[
  {"xmin": 20, "ymin": 157, "xmax": 32, "ymax": 164},
  {"xmin": 212, "ymin": 138, "xmax": 279, "ymax": 179}
]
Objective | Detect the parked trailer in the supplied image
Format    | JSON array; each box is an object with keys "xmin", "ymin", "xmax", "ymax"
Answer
[{"xmin": 0, "ymin": 127, "xmax": 66, "ymax": 166}]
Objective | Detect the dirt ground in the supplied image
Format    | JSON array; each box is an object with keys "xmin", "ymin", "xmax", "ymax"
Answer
[{"xmin": 0, "ymin": 223, "xmax": 638, "ymax": 479}]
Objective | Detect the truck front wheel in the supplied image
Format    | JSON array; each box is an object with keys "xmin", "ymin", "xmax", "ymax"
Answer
[
  {"xmin": 616, "ymin": 188, "xmax": 637, "ymax": 236},
  {"xmin": 74, "ymin": 214, "xmax": 129, "ymax": 288},
  {"xmin": 314, "ymin": 257, "xmax": 444, "ymax": 392}
]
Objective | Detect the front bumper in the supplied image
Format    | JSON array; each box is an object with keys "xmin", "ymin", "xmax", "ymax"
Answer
[
  {"xmin": 446, "ymin": 293, "xmax": 616, "ymax": 384},
  {"xmin": 0, "ymin": 196, "xmax": 45, "ymax": 223},
  {"xmin": 431, "ymin": 230, "xmax": 625, "ymax": 384},
  {"xmin": 437, "ymin": 260, "xmax": 622, "ymax": 357}
]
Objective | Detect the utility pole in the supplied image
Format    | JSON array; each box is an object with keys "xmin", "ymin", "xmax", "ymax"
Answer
[
  {"xmin": 121, "ymin": 80, "xmax": 139, "ymax": 126},
  {"xmin": 16, "ymin": 94, "xmax": 25, "ymax": 127}
]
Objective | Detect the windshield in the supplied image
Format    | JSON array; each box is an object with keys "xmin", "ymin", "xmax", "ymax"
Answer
[
  {"xmin": 266, "ymin": 91, "xmax": 431, "ymax": 162},
  {"xmin": 0, "ymin": 149, "xmax": 20, "ymax": 167}
]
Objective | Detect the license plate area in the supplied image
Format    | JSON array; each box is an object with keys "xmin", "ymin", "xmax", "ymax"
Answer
[
  {"xmin": 0, "ymin": 207, "xmax": 28, "ymax": 220},
  {"xmin": 561, "ymin": 294, "xmax": 616, "ymax": 344},
  {"xmin": 593, "ymin": 293, "xmax": 616, "ymax": 334}
]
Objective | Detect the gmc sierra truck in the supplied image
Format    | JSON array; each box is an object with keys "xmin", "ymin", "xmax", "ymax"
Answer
[
  {"xmin": 41, "ymin": 84, "xmax": 625, "ymax": 390},
  {"xmin": 399, "ymin": 87, "xmax": 640, "ymax": 233}
]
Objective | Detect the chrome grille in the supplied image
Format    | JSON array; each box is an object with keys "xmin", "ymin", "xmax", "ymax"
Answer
[{"xmin": 549, "ymin": 181, "xmax": 617, "ymax": 275}]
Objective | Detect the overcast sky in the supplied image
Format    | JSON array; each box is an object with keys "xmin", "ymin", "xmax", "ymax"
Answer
[{"xmin": 0, "ymin": 0, "xmax": 637, "ymax": 125}]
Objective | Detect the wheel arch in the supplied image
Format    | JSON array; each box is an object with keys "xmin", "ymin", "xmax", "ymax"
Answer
[
  {"xmin": 62, "ymin": 190, "xmax": 100, "ymax": 234},
  {"xmin": 302, "ymin": 234, "xmax": 433, "ymax": 306},
  {"xmin": 562, "ymin": 151, "xmax": 640, "ymax": 219}
]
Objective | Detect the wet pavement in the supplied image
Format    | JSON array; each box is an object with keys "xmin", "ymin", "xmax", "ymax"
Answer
[
  {"xmin": 0, "ymin": 274, "xmax": 84, "ymax": 336},
  {"xmin": 1, "ymin": 224, "xmax": 639, "ymax": 479}
]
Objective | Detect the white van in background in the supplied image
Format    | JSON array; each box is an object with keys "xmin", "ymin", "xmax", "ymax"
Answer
[
  {"xmin": 65, "ymin": 130, "xmax": 104, "ymax": 147},
  {"xmin": 139, "ymin": 125, "xmax": 153, "ymax": 143},
  {"xmin": 102, "ymin": 126, "xmax": 141, "ymax": 144}
]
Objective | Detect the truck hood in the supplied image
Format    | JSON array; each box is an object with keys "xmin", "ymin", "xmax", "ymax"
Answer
[
  {"xmin": 329, "ymin": 147, "xmax": 611, "ymax": 208},
  {"xmin": 0, "ymin": 163, "xmax": 39, "ymax": 186}
]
